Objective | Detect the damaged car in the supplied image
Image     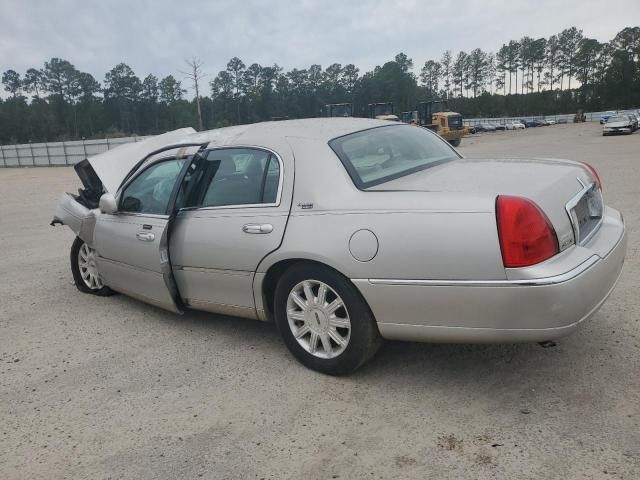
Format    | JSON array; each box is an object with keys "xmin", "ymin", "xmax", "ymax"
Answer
[
  {"xmin": 52, "ymin": 119, "xmax": 627, "ymax": 374},
  {"xmin": 602, "ymin": 115, "xmax": 635, "ymax": 136}
]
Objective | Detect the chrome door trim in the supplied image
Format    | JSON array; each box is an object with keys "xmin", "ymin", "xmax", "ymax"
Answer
[
  {"xmin": 367, "ymin": 255, "xmax": 599, "ymax": 287},
  {"xmin": 111, "ymin": 212, "xmax": 170, "ymax": 220},
  {"xmin": 136, "ymin": 232, "xmax": 155, "ymax": 242}
]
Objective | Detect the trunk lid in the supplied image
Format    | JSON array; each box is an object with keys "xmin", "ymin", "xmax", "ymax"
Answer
[{"xmin": 368, "ymin": 157, "xmax": 600, "ymax": 251}]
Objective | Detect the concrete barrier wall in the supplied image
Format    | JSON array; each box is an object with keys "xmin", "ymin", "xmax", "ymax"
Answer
[{"xmin": 0, "ymin": 136, "xmax": 150, "ymax": 167}]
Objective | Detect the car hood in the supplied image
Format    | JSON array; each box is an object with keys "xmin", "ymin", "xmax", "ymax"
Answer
[
  {"xmin": 87, "ymin": 128, "xmax": 197, "ymax": 193},
  {"xmin": 368, "ymin": 157, "xmax": 595, "ymax": 249}
]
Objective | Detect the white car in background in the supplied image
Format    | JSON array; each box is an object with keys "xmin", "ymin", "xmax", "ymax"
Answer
[
  {"xmin": 505, "ymin": 121, "xmax": 525, "ymax": 130},
  {"xmin": 546, "ymin": 119, "xmax": 557, "ymax": 125},
  {"xmin": 603, "ymin": 115, "xmax": 634, "ymax": 136}
]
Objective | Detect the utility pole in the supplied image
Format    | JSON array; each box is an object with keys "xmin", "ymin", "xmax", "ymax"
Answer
[{"xmin": 182, "ymin": 57, "xmax": 206, "ymax": 131}]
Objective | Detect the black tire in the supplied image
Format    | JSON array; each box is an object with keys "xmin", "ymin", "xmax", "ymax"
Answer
[
  {"xmin": 274, "ymin": 263, "xmax": 382, "ymax": 375},
  {"xmin": 449, "ymin": 138, "xmax": 462, "ymax": 147},
  {"xmin": 70, "ymin": 237, "xmax": 115, "ymax": 296}
]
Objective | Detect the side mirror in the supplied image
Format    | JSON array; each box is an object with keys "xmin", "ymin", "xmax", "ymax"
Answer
[{"xmin": 99, "ymin": 193, "xmax": 118, "ymax": 214}]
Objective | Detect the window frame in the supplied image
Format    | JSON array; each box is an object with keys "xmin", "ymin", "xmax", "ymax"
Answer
[
  {"xmin": 186, "ymin": 146, "xmax": 285, "ymax": 211},
  {"xmin": 328, "ymin": 124, "xmax": 461, "ymax": 191}
]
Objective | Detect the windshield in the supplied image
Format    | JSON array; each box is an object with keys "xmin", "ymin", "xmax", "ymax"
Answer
[
  {"xmin": 329, "ymin": 125, "xmax": 459, "ymax": 189},
  {"xmin": 607, "ymin": 116, "xmax": 628, "ymax": 123}
]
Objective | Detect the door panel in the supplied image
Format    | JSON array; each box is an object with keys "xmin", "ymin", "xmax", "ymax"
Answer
[
  {"xmin": 170, "ymin": 209, "xmax": 288, "ymax": 312},
  {"xmin": 93, "ymin": 157, "xmax": 189, "ymax": 313},
  {"xmin": 172, "ymin": 267, "xmax": 256, "ymax": 318},
  {"xmin": 169, "ymin": 146, "xmax": 292, "ymax": 315},
  {"xmin": 95, "ymin": 215, "xmax": 181, "ymax": 313},
  {"xmin": 95, "ymin": 215, "xmax": 168, "ymax": 272}
]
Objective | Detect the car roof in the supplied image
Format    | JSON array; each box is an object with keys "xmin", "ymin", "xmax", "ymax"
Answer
[{"xmin": 184, "ymin": 118, "xmax": 394, "ymax": 147}]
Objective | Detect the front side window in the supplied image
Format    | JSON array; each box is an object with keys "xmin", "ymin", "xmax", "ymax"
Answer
[
  {"xmin": 183, "ymin": 148, "xmax": 281, "ymax": 209},
  {"xmin": 329, "ymin": 125, "xmax": 459, "ymax": 189},
  {"xmin": 119, "ymin": 158, "xmax": 186, "ymax": 214}
]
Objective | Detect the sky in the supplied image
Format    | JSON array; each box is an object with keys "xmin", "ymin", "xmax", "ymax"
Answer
[{"xmin": 1, "ymin": 0, "xmax": 638, "ymax": 95}]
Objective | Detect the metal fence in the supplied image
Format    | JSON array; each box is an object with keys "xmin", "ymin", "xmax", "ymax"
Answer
[
  {"xmin": 462, "ymin": 109, "xmax": 638, "ymax": 127},
  {"xmin": 0, "ymin": 135, "xmax": 150, "ymax": 167}
]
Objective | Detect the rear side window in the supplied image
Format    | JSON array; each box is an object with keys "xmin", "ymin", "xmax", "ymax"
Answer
[
  {"xmin": 329, "ymin": 125, "xmax": 459, "ymax": 189},
  {"xmin": 184, "ymin": 148, "xmax": 281, "ymax": 208}
]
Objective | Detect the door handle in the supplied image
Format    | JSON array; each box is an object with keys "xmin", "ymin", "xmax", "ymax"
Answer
[
  {"xmin": 136, "ymin": 232, "xmax": 155, "ymax": 242},
  {"xmin": 242, "ymin": 223, "xmax": 273, "ymax": 234}
]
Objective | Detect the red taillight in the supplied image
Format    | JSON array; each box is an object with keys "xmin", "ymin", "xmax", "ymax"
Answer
[
  {"xmin": 581, "ymin": 162, "xmax": 601, "ymax": 190},
  {"xmin": 496, "ymin": 196, "xmax": 559, "ymax": 268}
]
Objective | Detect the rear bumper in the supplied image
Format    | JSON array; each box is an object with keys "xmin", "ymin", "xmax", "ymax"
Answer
[{"xmin": 353, "ymin": 208, "xmax": 626, "ymax": 343}]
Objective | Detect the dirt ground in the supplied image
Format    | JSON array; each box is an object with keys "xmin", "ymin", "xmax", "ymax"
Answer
[{"xmin": 1, "ymin": 122, "xmax": 639, "ymax": 479}]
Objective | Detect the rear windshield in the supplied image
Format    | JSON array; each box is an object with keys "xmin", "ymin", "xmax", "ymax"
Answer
[{"xmin": 329, "ymin": 125, "xmax": 459, "ymax": 189}]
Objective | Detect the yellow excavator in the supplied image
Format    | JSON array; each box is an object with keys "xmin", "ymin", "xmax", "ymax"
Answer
[{"xmin": 414, "ymin": 100, "xmax": 468, "ymax": 147}]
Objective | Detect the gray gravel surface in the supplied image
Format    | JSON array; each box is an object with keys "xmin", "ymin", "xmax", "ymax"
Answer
[{"xmin": 1, "ymin": 122, "xmax": 639, "ymax": 479}]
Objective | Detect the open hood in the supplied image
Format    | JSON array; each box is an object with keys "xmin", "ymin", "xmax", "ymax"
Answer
[{"xmin": 87, "ymin": 128, "xmax": 197, "ymax": 193}]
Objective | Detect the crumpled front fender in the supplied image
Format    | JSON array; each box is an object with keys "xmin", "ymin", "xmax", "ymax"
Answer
[{"xmin": 51, "ymin": 193, "xmax": 99, "ymax": 247}]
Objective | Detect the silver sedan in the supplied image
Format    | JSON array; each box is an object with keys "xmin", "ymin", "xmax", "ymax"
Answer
[{"xmin": 52, "ymin": 119, "xmax": 627, "ymax": 374}]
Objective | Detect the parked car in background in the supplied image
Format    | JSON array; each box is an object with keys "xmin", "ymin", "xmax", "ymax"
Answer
[
  {"xmin": 600, "ymin": 111, "xmax": 617, "ymax": 124},
  {"xmin": 546, "ymin": 119, "xmax": 556, "ymax": 125},
  {"xmin": 495, "ymin": 124, "xmax": 506, "ymax": 131},
  {"xmin": 628, "ymin": 114, "xmax": 639, "ymax": 131},
  {"xmin": 505, "ymin": 122, "xmax": 525, "ymax": 130},
  {"xmin": 524, "ymin": 119, "xmax": 540, "ymax": 127},
  {"xmin": 557, "ymin": 118, "xmax": 568, "ymax": 124},
  {"xmin": 472, "ymin": 124, "xmax": 497, "ymax": 132},
  {"xmin": 51, "ymin": 119, "xmax": 626, "ymax": 374},
  {"xmin": 603, "ymin": 115, "xmax": 634, "ymax": 135}
]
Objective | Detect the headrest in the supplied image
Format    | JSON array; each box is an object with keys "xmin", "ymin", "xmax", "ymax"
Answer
[{"xmin": 213, "ymin": 158, "xmax": 237, "ymax": 176}]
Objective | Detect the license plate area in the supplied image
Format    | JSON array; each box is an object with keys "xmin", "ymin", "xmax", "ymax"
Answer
[{"xmin": 568, "ymin": 183, "xmax": 603, "ymax": 245}]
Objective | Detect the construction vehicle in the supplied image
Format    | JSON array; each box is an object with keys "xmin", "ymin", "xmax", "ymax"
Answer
[
  {"xmin": 416, "ymin": 100, "xmax": 467, "ymax": 147},
  {"xmin": 368, "ymin": 102, "xmax": 399, "ymax": 121},
  {"xmin": 573, "ymin": 109, "xmax": 586, "ymax": 123},
  {"xmin": 400, "ymin": 111, "xmax": 419, "ymax": 124},
  {"xmin": 322, "ymin": 103, "xmax": 352, "ymax": 117}
]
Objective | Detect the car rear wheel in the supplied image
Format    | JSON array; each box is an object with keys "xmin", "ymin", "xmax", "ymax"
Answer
[
  {"xmin": 70, "ymin": 237, "xmax": 115, "ymax": 296},
  {"xmin": 274, "ymin": 263, "xmax": 382, "ymax": 375}
]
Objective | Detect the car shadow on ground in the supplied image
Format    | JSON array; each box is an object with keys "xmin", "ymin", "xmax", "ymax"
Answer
[{"xmin": 112, "ymin": 293, "xmax": 573, "ymax": 385}]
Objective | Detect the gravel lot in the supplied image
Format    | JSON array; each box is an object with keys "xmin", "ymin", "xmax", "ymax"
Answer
[{"xmin": 1, "ymin": 122, "xmax": 639, "ymax": 479}]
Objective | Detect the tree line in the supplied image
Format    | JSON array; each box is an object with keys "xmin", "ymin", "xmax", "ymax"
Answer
[{"xmin": 1, "ymin": 26, "xmax": 638, "ymax": 144}]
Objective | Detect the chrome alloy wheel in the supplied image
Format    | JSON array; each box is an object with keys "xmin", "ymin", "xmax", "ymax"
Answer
[
  {"xmin": 286, "ymin": 280, "xmax": 351, "ymax": 359},
  {"xmin": 78, "ymin": 243, "xmax": 104, "ymax": 290}
]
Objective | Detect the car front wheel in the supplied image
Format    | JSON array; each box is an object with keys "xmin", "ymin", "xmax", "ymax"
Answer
[
  {"xmin": 70, "ymin": 237, "xmax": 115, "ymax": 296},
  {"xmin": 274, "ymin": 263, "xmax": 382, "ymax": 375}
]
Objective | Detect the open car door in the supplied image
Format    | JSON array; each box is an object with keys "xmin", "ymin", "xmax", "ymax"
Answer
[{"xmin": 93, "ymin": 146, "xmax": 203, "ymax": 313}]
